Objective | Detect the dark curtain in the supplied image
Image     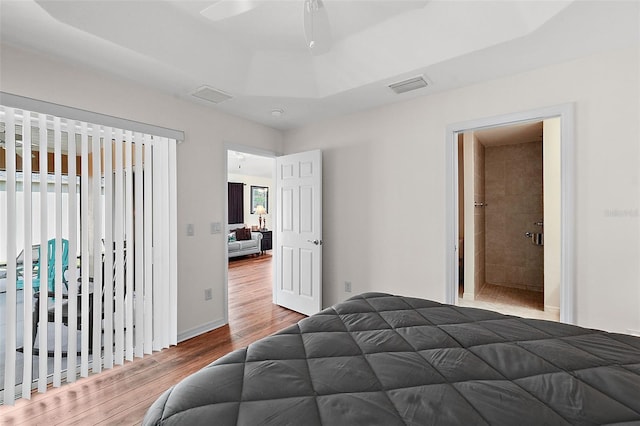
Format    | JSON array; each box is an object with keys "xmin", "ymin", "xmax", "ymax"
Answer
[{"xmin": 228, "ymin": 182, "xmax": 244, "ymax": 224}]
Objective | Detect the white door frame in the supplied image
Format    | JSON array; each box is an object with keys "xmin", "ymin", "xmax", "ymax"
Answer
[
  {"xmin": 445, "ymin": 104, "xmax": 576, "ymax": 324},
  {"xmin": 223, "ymin": 144, "xmax": 279, "ymax": 324}
]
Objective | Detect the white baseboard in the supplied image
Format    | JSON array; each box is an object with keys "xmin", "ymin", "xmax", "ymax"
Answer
[
  {"xmin": 177, "ymin": 318, "xmax": 227, "ymax": 343},
  {"xmin": 544, "ymin": 305, "xmax": 560, "ymax": 314}
]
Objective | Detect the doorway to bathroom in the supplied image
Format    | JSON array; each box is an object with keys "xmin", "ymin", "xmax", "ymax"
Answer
[
  {"xmin": 445, "ymin": 103, "xmax": 576, "ymax": 324},
  {"xmin": 457, "ymin": 120, "xmax": 559, "ymax": 321}
]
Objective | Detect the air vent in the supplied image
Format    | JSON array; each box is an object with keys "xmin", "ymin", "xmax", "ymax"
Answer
[
  {"xmin": 192, "ymin": 86, "xmax": 233, "ymax": 104},
  {"xmin": 388, "ymin": 76, "xmax": 429, "ymax": 94}
]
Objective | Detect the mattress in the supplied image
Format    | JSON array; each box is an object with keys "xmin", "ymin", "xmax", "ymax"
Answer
[{"xmin": 143, "ymin": 293, "xmax": 640, "ymax": 425}]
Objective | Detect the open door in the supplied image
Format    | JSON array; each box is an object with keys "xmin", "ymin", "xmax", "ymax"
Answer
[{"xmin": 275, "ymin": 150, "xmax": 322, "ymax": 316}]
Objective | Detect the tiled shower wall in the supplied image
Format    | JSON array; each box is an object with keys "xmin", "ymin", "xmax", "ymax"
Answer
[{"xmin": 485, "ymin": 141, "xmax": 544, "ymax": 292}]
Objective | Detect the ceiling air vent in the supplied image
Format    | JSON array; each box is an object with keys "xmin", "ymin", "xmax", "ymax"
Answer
[
  {"xmin": 388, "ymin": 76, "xmax": 429, "ymax": 94},
  {"xmin": 192, "ymin": 85, "xmax": 233, "ymax": 104}
]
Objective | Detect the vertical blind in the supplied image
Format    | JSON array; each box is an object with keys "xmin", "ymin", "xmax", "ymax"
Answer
[{"xmin": 0, "ymin": 104, "xmax": 178, "ymax": 404}]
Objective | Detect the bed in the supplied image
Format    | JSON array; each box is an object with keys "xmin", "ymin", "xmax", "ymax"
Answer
[{"xmin": 143, "ymin": 292, "xmax": 640, "ymax": 425}]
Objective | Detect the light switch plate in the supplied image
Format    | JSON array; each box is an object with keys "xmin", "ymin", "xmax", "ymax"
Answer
[{"xmin": 211, "ymin": 222, "xmax": 222, "ymax": 234}]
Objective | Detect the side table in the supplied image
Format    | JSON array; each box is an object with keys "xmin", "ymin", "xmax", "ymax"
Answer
[{"xmin": 259, "ymin": 230, "xmax": 272, "ymax": 253}]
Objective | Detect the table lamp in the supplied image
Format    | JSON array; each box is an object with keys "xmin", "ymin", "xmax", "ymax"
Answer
[{"xmin": 255, "ymin": 205, "xmax": 267, "ymax": 230}]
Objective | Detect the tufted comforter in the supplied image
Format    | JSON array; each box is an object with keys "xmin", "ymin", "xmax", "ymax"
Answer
[{"xmin": 143, "ymin": 293, "xmax": 640, "ymax": 425}]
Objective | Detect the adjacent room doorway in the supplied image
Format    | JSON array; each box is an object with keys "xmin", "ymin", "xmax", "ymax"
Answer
[
  {"xmin": 225, "ymin": 146, "xmax": 276, "ymax": 322},
  {"xmin": 225, "ymin": 148, "xmax": 323, "ymax": 320}
]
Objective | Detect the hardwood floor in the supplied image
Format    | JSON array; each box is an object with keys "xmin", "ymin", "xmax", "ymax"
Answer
[{"xmin": 0, "ymin": 253, "xmax": 304, "ymax": 425}]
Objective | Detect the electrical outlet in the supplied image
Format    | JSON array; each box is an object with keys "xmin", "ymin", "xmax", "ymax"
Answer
[
  {"xmin": 187, "ymin": 224, "xmax": 194, "ymax": 236},
  {"xmin": 204, "ymin": 288, "xmax": 213, "ymax": 301},
  {"xmin": 344, "ymin": 281, "xmax": 352, "ymax": 293}
]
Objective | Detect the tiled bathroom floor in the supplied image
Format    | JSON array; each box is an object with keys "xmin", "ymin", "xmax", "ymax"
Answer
[
  {"xmin": 476, "ymin": 283, "xmax": 543, "ymax": 309},
  {"xmin": 458, "ymin": 283, "xmax": 559, "ymax": 322}
]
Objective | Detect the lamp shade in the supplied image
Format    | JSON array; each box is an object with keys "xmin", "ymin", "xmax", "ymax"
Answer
[{"xmin": 255, "ymin": 205, "xmax": 267, "ymax": 215}]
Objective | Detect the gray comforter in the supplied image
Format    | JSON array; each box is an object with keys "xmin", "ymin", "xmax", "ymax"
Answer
[{"xmin": 144, "ymin": 293, "xmax": 640, "ymax": 425}]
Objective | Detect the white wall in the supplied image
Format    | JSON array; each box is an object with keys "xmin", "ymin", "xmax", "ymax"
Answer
[
  {"xmin": 3, "ymin": 43, "xmax": 638, "ymax": 337},
  {"xmin": 543, "ymin": 117, "xmax": 561, "ymax": 312},
  {"xmin": 0, "ymin": 43, "xmax": 283, "ymax": 338},
  {"xmin": 227, "ymin": 173, "xmax": 274, "ymax": 231},
  {"xmin": 283, "ymin": 46, "xmax": 640, "ymax": 334}
]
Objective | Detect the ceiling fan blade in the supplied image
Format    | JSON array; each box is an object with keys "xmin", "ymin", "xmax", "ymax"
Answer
[
  {"xmin": 304, "ymin": 0, "xmax": 332, "ymax": 55},
  {"xmin": 200, "ymin": 0, "xmax": 261, "ymax": 22}
]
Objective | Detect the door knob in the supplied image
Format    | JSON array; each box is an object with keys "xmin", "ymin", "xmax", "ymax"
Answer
[{"xmin": 307, "ymin": 239, "xmax": 323, "ymax": 245}]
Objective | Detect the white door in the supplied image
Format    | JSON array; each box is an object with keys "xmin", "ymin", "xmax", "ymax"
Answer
[{"xmin": 275, "ymin": 150, "xmax": 322, "ymax": 316}]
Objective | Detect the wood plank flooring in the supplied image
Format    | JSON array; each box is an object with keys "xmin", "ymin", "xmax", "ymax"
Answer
[{"xmin": 0, "ymin": 253, "xmax": 304, "ymax": 425}]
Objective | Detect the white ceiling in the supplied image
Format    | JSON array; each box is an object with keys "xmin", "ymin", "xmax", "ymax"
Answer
[
  {"xmin": 1, "ymin": 1, "xmax": 638, "ymax": 130},
  {"xmin": 228, "ymin": 150, "xmax": 274, "ymax": 178}
]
